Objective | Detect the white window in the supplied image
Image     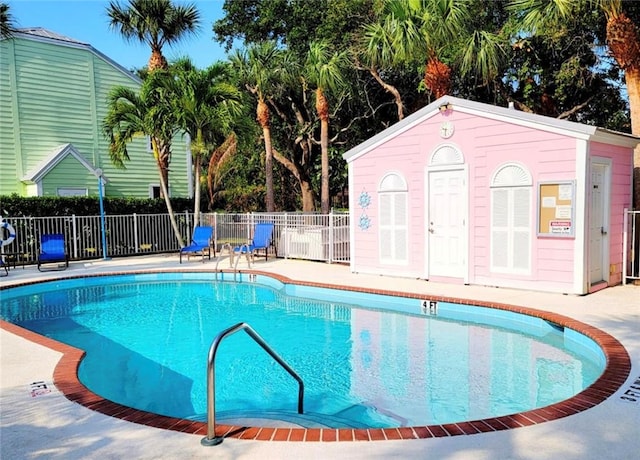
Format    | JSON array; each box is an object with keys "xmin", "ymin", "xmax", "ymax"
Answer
[
  {"xmin": 378, "ymin": 173, "xmax": 408, "ymax": 264},
  {"xmin": 490, "ymin": 163, "xmax": 532, "ymax": 274}
]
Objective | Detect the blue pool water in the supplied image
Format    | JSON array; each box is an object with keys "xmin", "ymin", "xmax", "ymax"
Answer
[{"xmin": 1, "ymin": 273, "xmax": 605, "ymax": 428}]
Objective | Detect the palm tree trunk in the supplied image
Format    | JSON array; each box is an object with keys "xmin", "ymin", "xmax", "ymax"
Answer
[
  {"xmin": 625, "ymin": 67, "xmax": 640, "ymax": 209},
  {"xmin": 152, "ymin": 136, "xmax": 183, "ymax": 247},
  {"xmin": 263, "ymin": 124, "xmax": 275, "ymax": 212},
  {"xmin": 156, "ymin": 140, "xmax": 171, "ymax": 199},
  {"xmin": 149, "ymin": 48, "xmax": 168, "ymax": 71},
  {"xmin": 320, "ymin": 115, "xmax": 330, "ymax": 214},
  {"xmin": 317, "ymin": 88, "xmax": 331, "ymax": 214},
  {"xmin": 157, "ymin": 160, "xmax": 185, "ymax": 247},
  {"xmin": 257, "ymin": 99, "xmax": 275, "ymax": 212},
  {"xmin": 424, "ymin": 57, "xmax": 452, "ymax": 98},
  {"xmin": 193, "ymin": 153, "xmax": 202, "ymax": 229}
]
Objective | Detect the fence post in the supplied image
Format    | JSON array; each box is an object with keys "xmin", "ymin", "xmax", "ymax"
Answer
[
  {"xmin": 133, "ymin": 213, "xmax": 139, "ymax": 253},
  {"xmin": 623, "ymin": 208, "xmax": 629, "ymax": 285},
  {"xmin": 328, "ymin": 210, "xmax": 334, "ymax": 264},
  {"xmin": 71, "ymin": 214, "xmax": 78, "ymax": 259},
  {"xmin": 284, "ymin": 212, "xmax": 288, "ymax": 260},
  {"xmin": 214, "ymin": 212, "xmax": 218, "ymax": 252}
]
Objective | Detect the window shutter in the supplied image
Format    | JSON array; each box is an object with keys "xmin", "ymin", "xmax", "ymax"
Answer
[
  {"xmin": 491, "ymin": 189, "xmax": 509, "ymax": 269},
  {"xmin": 378, "ymin": 174, "xmax": 408, "ymax": 265},
  {"xmin": 512, "ymin": 188, "xmax": 530, "ymax": 270},
  {"xmin": 490, "ymin": 163, "xmax": 532, "ymax": 275},
  {"xmin": 394, "ymin": 193, "xmax": 408, "ymax": 260}
]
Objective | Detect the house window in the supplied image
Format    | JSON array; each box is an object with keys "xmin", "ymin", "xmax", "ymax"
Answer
[
  {"xmin": 149, "ymin": 185, "xmax": 171, "ymax": 199},
  {"xmin": 378, "ymin": 173, "xmax": 408, "ymax": 264},
  {"xmin": 490, "ymin": 163, "xmax": 532, "ymax": 274},
  {"xmin": 150, "ymin": 185, "xmax": 161, "ymax": 199}
]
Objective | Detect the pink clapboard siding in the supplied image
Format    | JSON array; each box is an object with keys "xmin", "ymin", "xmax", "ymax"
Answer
[{"xmin": 345, "ymin": 96, "xmax": 637, "ymax": 294}]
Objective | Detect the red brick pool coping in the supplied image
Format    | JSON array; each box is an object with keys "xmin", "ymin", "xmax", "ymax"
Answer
[{"xmin": 0, "ymin": 269, "xmax": 632, "ymax": 442}]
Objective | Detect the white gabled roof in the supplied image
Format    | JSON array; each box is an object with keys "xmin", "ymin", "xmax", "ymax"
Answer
[
  {"xmin": 21, "ymin": 143, "xmax": 108, "ymax": 184},
  {"xmin": 12, "ymin": 27, "xmax": 141, "ymax": 83},
  {"xmin": 343, "ymin": 95, "xmax": 639, "ymax": 163}
]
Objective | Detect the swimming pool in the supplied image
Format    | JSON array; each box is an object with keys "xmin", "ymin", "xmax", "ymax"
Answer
[{"xmin": 1, "ymin": 272, "xmax": 608, "ymax": 431}]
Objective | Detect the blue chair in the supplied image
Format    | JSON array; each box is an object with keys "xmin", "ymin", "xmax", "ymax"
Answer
[
  {"xmin": 233, "ymin": 222, "xmax": 275, "ymax": 262},
  {"xmin": 37, "ymin": 233, "xmax": 69, "ymax": 271},
  {"xmin": 0, "ymin": 258, "xmax": 7, "ymax": 276},
  {"xmin": 180, "ymin": 226, "xmax": 214, "ymax": 263}
]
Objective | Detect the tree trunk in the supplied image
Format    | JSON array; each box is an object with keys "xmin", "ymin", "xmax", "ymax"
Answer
[
  {"xmin": 424, "ymin": 57, "xmax": 452, "ymax": 98},
  {"xmin": 317, "ymin": 88, "xmax": 330, "ymax": 214},
  {"xmin": 157, "ymin": 159, "xmax": 184, "ymax": 248},
  {"xmin": 369, "ymin": 66, "xmax": 405, "ymax": 120},
  {"xmin": 152, "ymin": 136, "xmax": 183, "ymax": 247},
  {"xmin": 263, "ymin": 125, "xmax": 275, "ymax": 212},
  {"xmin": 156, "ymin": 138, "xmax": 171, "ymax": 199},
  {"xmin": 193, "ymin": 153, "xmax": 201, "ymax": 229},
  {"xmin": 272, "ymin": 148, "xmax": 317, "ymax": 211},
  {"xmin": 300, "ymin": 178, "xmax": 316, "ymax": 212},
  {"xmin": 624, "ymin": 67, "xmax": 640, "ymax": 209},
  {"xmin": 148, "ymin": 48, "xmax": 168, "ymax": 71},
  {"xmin": 606, "ymin": 13, "xmax": 640, "ymax": 208},
  {"xmin": 257, "ymin": 100, "xmax": 275, "ymax": 212}
]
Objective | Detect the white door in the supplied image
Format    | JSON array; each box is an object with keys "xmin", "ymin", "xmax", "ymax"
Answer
[
  {"xmin": 428, "ymin": 169, "xmax": 466, "ymax": 278},
  {"xmin": 589, "ymin": 163, "xmax": 608, "ymax": 284}
]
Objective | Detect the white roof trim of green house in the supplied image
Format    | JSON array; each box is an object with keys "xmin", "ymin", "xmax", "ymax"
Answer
[
  {"xmin": 21, "ymin": 143, "xmax": 108, "ymax": 184},
  {"xmin": 12, "ymin": 27, "xmax": 141, "ymax": 83},
  {"xmin": 343, "ymin": 95, "xmax": 639, "ymax": 163}
]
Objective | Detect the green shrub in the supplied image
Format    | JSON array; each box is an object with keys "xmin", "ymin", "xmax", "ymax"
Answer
[{"xmin": 0, "ymin": 194, "xmax": 194, "ymax": 217}]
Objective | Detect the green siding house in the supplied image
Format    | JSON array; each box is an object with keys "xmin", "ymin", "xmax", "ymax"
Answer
[{"xmin": 0, "ymin": 28, "xmax": 190, "ymax": 199}]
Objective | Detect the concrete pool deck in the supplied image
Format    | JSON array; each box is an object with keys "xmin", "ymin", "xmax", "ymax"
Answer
[{"xmin": 1, "ymin": 254, "xmax": 639, "ymax": 459}]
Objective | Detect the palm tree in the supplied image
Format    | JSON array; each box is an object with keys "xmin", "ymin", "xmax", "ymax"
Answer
[
  {"xmin": 102, "ymin": 75, "xmax": 184, "ymax": 246},
  {"xmin": 107, "ymin": 0, "xmax": 201, "ymax": 71},
  {"xmin": 361, "ymin": 0, "xmax": 507, "ymax": 101},
  {"xmin": 0, "ymin": 2, "xmax": 16, "ymax": 39},
  {"xmin": 509, "ymin": 0, "xmax": 640, "ymax": 207},
  {"xmin": 305, "ymin": 40, "xmax": 349, "ymax": 213},
  {"xmin": 167, "ymin": 58, "xmax": 242, "ymax": 227},
  {"xmin": 230, "ymin": 42, "xmax": 291, "ymax": 212}
]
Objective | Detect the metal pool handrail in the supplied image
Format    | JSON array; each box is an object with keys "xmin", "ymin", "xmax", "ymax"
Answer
[{"xmin": 201, "ymin": 322, "xmax": 305, "ymax": 446}]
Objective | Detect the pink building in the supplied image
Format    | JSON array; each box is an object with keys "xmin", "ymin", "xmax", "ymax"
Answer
[{"xmin": 343, "ymin": 96, "xmax": 637, "ymax": 294}]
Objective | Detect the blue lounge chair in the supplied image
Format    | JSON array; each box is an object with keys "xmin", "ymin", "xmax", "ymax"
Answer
[
  {"xmin": 0, "ymin": 258, "xmax": 7, "ymax": 276},
  {"xmin": 233, "ymin": 222, "xmax": 275, "ymax": 262},
  {"xmin": 37, "ymin": 233, "xmax": 69, "ymax": 271},
  {"xmin": 180, "ymin": 226, "xmax": 214, "ymax": 263}
]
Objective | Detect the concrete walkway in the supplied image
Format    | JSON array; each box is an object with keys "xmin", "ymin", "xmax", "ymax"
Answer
[{"xmin": 1, "ymin": 255, "xmax": 639, "ymax": 459}]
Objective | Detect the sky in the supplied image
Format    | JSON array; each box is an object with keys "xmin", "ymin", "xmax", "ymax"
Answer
[{"xmin": 8, "ymin": 0, "xmax": 229, "ymax": 70}]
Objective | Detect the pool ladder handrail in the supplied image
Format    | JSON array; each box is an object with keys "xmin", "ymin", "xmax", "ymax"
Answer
[
  {"xmin": 201, "ymin": 322, "xmax": 305, "ymax": 446},
  {"xmin": 215, "ymin": 242, "xmax": 252, "ymax": 272}
]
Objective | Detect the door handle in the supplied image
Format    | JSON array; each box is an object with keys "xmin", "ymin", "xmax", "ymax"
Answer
[
  {"xmin": 601, "ymin": 227, "xmax": 607, "ymax": 235},
  {"xmin": 429, "ymin": 222, "xmax": 434, "ymax": 234}
]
